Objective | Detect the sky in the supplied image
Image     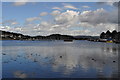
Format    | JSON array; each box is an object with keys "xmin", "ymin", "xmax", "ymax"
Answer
[{"xmin": 0, "ymin": 2, "xmax": 118, "ymax": 36}]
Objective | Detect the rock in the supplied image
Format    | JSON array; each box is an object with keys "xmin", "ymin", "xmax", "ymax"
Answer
[
  {"xmin": 17, "ymin": 55, "xmax": 20, "ymax": 57},
  {"xmin": 34, "ymin": 59, "xmax": 37, "ymax": 62},
  {"xmin": 2, "ymin": 53, "xmax": 6, "ymax": 55},
  {"xmin": 60, "ymin": 56, "xmax": 62, "ymax": 58},
  {"xmin": 103, "ymin": 62, "xmax": 105, "ymax": 64},
  {"xmin": 92, "ymin": 58, "xmax": 94, "ymax": 60},
  {"xmin": 45, "ymin": 57, "xmax": 48, "ymax": 59},
  {"xmin": 92, "ymin": 58, "xmax": 96, "ymax": 61},
  {"xmin": 113, "ymin": 61, "xmax": 116, "ymax": 63}
]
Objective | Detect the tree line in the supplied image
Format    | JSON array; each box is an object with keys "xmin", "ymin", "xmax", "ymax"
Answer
[{"xmin": 100, "ymin": 30, "xmax": 120, "ymax": 42}]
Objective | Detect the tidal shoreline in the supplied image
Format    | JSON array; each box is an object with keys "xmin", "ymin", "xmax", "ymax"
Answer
[
  {"xmin": 0, "ymin": 30, "xmax": 120, "ymax": 44},
  {"xmin": 1, "ymin": 38, "xmax": 120, "ymax": 44}
]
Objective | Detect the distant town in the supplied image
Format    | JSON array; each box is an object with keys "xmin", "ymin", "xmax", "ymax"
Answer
[{"xmin": 0, "ymin": 30, "xmax": 120, "ymax": 43}]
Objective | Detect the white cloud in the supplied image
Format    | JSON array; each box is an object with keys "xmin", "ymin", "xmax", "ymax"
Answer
[
  {"xmin": 11, "ymin": 21, "xmax": 19, "ymax": 25},
  {"xmin": 13, "ymin": 0, "xmax": 30, "ymax": 6},
  {"xmin": 1, "ymin": 7, "xmax": 118, "ymax": 36},
  {"xmin": 51, "ymin": 10, "xmax": 61, "ymax": 16},
  {"xmin": 13, "ymin": 2, "xmax": 27, "ymax": 6},
  {"xmin": 82, "ymin": 6, "xmax": 90, "ymax": 8},
  {"xmin": 40, "ymin": 21, "xmax": 50, "ymax": 26},
  {"xmin": 77, "ymin": 23, "xmax": 117, "ymax": 36},
  {"xmin": 40, "ymin": 12, "xmax": 48, "ymax": 16},
  {"xmin": 2, "ymin": 19, "xmax": 19, "ymax": 26},
  {"xmin": 26, "ymin": 17, "xmax": 41, "ymax": 22},
  {"xmin": 64, "ymin": 5, "xmax": 78, "ymax": 10},
  {"xmin": 63, "ymin": 3, "xmax": 78, "ymax": 10},
  {"xmin": 52, "ymin": 4, "xmax": 78, "ymax": 11},
  {"xmin": 55, "ymin": 10, "xmax": 79, "ymax": 24},
  {"xmin": 0, "ymin": 26, "xmax": 10, "ymax": 31},
  {"xmin": 52, "ymin": 7, "xmax": 62, "ymax": 10}
]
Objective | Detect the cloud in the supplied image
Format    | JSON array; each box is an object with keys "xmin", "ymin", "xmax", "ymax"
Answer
[
  {"xmin": 52, "ymin": 9, "xmax": 117, "ymax": 36},
  {"xmin": 112, "ymin": 2, "xmax": 120, "ymax": 8},
  {"xmin": 52, "ymin": 3, "xmax": 78, "ymax": 11},
  {"xmin": 96, "ymin": 1, "xmax": 119, "ymax": 7},
  {"xmin": 64, "ymin": 5, "xmax": 78, "ymax": 10},
  {"xmin": 79, "ymin": 8, "xmax": 118, "ymax": 24},
  {"xmin": 40, "ymin": 21, "xmax": 51, "ymax": 27},
  {"xmin": 13, "ymin": 2, "xmax": 27, "ymax": 6},
  {"xmin": 63, "ymin": 3, "xmax": 78, "ymax": 10},
  {"xmin": 2, "ymin": 20, "xmax": 15, "ymax": 24},
  {"xmin": 1, "ymin": 5, "xmax": 118, "ymax": 36},
  {"xmin": 14, "ymin": 71, "xmax": 27, "ymax": 78},
  {"xmin": 11, "ymin": 21, "xmax": 19, "ymax": 25},
  {"xmin": 40, "ymin": 12, "xmax": 48, "ymax": 16},
  {"xmin": 55, "ymin": 10, "xmax": 79, "ymax": 24},
  {"xmin": 2, "ymin": 19, "xmax": 19, "ymax": 26},
  {"xmin": 13, "ymin": 0, "xmax": 30, "ymax": 6},
  {"xmin": 98, "ymin": 0, "xmax": 119, "ymax": 2},
  {"xmin": 26, "ymin": 17, "xmax": 41, "ymax": 22},
  {"xmin": 52, "ymin": 7, "xmax": 62, "ymax": 10},
  {"xmin": 82, "ymin": 6, "xmax": 90, "ymax": 8},
  {"xmin": 76, "ymin": 22, "xmax": 117, "ymax": 36},
  {"xmin": 51, "ymin": 10, "xmax": 61, "ymax": 16},
  {"xmin": 0, "ymin": 26, "xmax": 10, "ymax": 31}
]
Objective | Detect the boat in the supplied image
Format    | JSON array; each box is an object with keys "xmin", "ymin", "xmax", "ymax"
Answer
[
  {"xmin": 106, "ymin": 38, "xmax": 113, "ymax": 43},
  {"xmin": 99, "ymin": 39, "xmax": 107, "ymax": 42}
]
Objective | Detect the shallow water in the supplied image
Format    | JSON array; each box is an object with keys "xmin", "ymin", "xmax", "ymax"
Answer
[{"xmin": 1, "ymin": 40, "xmax": 119, "ymax": 78}]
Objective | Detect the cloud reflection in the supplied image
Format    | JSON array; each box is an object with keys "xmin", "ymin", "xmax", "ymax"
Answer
[
  {"xmin": 2, "ymin": 41, "xmax": 119, "ymax": 78},
  {"xmin": 14, "ymin": 71, "xmax": 27, "ymax": 78}
]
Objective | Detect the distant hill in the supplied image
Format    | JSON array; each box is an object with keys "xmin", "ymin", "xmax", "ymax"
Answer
[
  {"xmin": 0, "ymin": 30, "xmax": 75, "ymax": 40},
  {"xmin": 0, "ymin": 30, "xmax": 99, "ymax": 40},
  {"xmin": 74, "ymin": 35, "xmax": 99, "ymax": 40}
]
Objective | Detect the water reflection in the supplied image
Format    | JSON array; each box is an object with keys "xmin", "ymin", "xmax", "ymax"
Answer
[
  {"xmin": 14, "ymin": 71, "xmax": 27, "ymax": 78},
  {"xmin": 2, "ymin": 40, "xmax": 119, "ymax": 78}
]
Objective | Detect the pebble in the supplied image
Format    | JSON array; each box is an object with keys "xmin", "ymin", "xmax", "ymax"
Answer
[
  {"xmin": 60, "ymin": 56, "xmax": 62, "ymax": 58},
  {"xmin": 2, "ymin": 53, "xmax": 6, "ymax": 55},
  {"xmin": 92, "ymin": 58, "xmax": 96, "ymax": 61},
  {"xmin": 113, "ymin": 61, "xmax": 116, "ymax": 63}
]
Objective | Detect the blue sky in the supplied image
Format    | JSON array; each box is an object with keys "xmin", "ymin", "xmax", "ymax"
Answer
[
  {"xmin": 2, "ymin": 2, "xmax": 114, "ymax": 24},
  {"xmin": 1, "ymin": 2, "xmax": 118, "ymax": 36}
]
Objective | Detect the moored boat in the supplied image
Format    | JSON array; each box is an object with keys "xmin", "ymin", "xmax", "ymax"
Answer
[{"xmin": 106, "ymin": 38, "xmax": 113, "ymax": 43}]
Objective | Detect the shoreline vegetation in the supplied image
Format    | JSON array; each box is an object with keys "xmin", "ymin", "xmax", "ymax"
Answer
[{"xmin": 0, "ymin": 30, "xmax": 120, "ymax": 44}]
